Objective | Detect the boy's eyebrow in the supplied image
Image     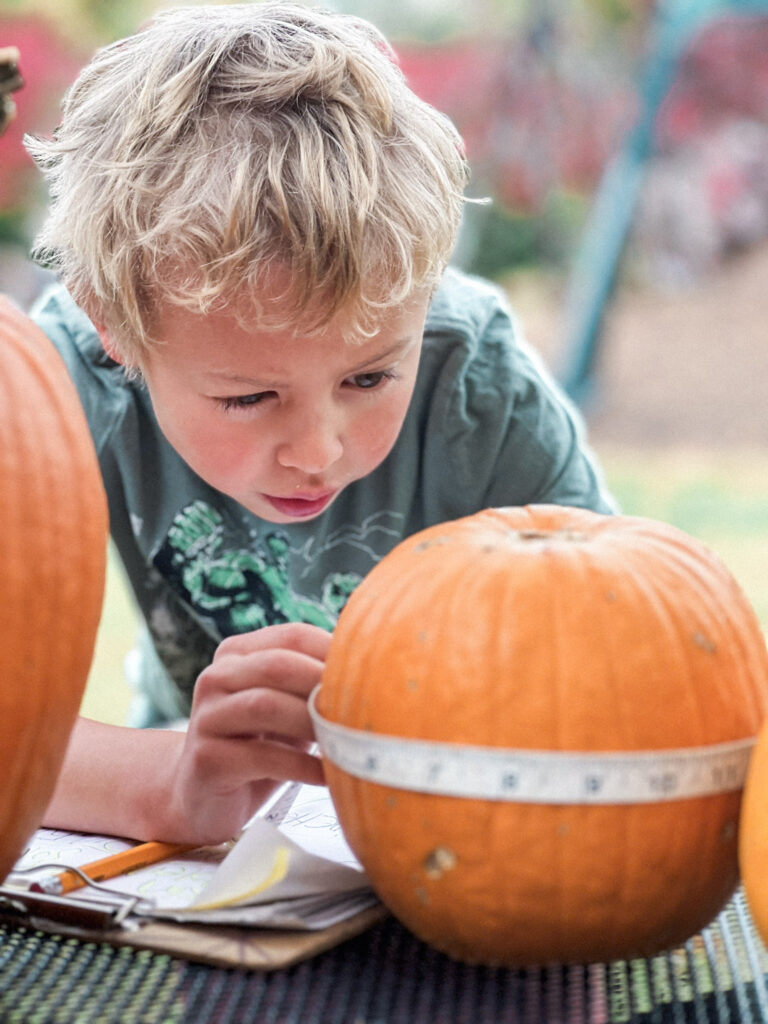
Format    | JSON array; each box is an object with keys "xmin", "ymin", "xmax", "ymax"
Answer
[
  {"xmin": 343, "ymin": 337, "xmax": 416, "ymax": 374},
  {"xmin": 208, "ymin": 337, "xmax": 416, "ymax": 387}
]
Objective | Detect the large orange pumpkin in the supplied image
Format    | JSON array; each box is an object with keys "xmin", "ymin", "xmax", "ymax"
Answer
[
  {"xmin": 739, "ymin": 721, "xmax": 768, "ymax": 940},
  {"xmin": 0, "ymin": 296, "xmax": 107, "ymax": 881},
  {"xmin": 314, "ymin": 505, "xmax": 768, "ymax": 966}
]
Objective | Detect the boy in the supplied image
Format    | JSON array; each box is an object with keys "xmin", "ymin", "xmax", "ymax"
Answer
[{"xmin": 25, "ymin": 2, "xmax": 614, "ymax": 845}]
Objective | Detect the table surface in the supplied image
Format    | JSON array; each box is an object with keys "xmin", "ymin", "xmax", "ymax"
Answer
[{"xmin": 2, "ymin": 888, "xmax": 768, "ymax": 1023}]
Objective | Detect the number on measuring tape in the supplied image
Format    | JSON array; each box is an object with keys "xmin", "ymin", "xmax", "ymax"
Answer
[{"xmin": 309, "ymin": 690, "xmax": 755, "ymax": 805}]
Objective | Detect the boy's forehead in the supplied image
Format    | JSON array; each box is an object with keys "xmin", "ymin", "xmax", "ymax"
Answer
[
  {"xmin": 152, "ymin": 263, "xmax": 432, "ymax": 344},
  {"xmin": 146, "ymin": 283, "xmax": 430, "ymax": 379},
  {"xmin": 154, "ymin": 261, "xmax": 395, "ymax": 332}
]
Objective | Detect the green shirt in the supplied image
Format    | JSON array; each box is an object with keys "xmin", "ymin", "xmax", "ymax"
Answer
[{"xmin": 32, "ymin": 268, "xmax": 614, "ymax": 724}]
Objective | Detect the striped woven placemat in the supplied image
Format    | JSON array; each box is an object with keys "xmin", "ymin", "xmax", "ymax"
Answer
[{"xmin": 2, "ymin": 889, "xmax": 768, "ymax": 1023}]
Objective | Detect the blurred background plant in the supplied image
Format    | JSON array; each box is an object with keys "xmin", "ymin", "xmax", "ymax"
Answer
[
  {"xmin": 4, "ymin": 0, "xmax": 768, "ymax": 290},
  {"xmin": 1, "ymin": 0, "xmax": 767, "ymax": 723}
]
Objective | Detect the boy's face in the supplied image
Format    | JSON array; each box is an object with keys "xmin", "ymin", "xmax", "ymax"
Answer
[{"xmin": 130, "ymin": 289, "xmax": 430, "ymax": 524}]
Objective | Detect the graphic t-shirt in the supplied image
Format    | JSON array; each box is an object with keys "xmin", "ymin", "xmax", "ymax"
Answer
[{"xmin": 33, "ymin": 268, "xmax": 614, "ymax": 724}]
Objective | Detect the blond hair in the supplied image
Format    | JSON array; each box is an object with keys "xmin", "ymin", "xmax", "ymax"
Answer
[{"xmin": 26, "ymin": 2, "xmax": 469, "ymax": 364}]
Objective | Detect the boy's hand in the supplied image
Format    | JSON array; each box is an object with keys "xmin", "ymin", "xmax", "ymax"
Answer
[
  {"xmin": 42, "ymin": 623, "xmax": 331, "ymax": 845},
  {"xmin": 163, "ymin": 623, "xmax": 331, "ymax": 845}
]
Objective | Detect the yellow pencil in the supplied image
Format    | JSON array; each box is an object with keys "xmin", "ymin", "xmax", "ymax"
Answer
[{"xmin": 30, "ymin": 840, "xmax": 196, "ymax": 895}]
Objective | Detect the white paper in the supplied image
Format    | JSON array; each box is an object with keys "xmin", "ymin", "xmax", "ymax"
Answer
[{"xmin": 9, "ymin": 785, "xmax": 377, "ymax": 930}]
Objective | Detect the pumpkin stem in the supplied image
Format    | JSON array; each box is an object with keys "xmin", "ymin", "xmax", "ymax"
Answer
[{"xmin": 516, "ymin": 529, "xmax": 588, "ymax": 543}]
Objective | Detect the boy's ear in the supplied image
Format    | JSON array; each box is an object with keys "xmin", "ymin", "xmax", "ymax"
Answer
[{"xmin": 94, "ymin": 323, "xmax": 124, "ymax": 365}]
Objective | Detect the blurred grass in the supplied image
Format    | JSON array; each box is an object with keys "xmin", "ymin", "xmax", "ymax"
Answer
[
  {"xmin": 81, "ymin": 549, "xmax": 136, "ymax": 727},
  {"xmin": 80, "ymin": 445, "xmax": 768, "ymax": 726},
  {"xmin": 596, "ymin": 445, "xmax": 768, "ymax": 629}
]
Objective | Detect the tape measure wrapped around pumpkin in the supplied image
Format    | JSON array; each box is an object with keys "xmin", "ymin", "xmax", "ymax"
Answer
[
  {"xmin": 0, "ymin": 297, "xmax": 108, "ymax": 881},
  {"xmin": 312, "ymin": 505, "xmax": 768, "ymax": 966}
]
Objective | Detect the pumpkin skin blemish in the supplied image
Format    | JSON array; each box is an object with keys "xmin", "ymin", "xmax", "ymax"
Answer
[
  {"xmin": 693, "ymin": 631, "xmax": 716, "ymax": 654},
  {"xmin": 423, "ymin": 846, "xmax": 457, "ymax": 879}
]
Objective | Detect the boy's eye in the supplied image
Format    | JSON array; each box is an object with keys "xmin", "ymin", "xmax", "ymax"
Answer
[
  {"xmin": 349, "ymin": 370, "xmax": 395, "ymax": 390},
  {"xmin": 217, "ymin": 391, "xmax": 274, "ymax": 411}
]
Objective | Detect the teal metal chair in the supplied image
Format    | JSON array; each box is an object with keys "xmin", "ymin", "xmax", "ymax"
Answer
[{"xmin": 558, "ymin": 0, "xmax": 768, "ymax": 402}]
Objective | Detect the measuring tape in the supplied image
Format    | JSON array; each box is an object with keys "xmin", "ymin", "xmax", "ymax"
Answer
[{"xmin": 309, "ymin": 689, "xmax": 755, "ymax": 805}]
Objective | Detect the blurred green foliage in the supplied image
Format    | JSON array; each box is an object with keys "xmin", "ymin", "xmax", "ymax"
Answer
[
  {"xmin": 0, "ymin": 0, "xmax": 167, "ymax": 46},
  {"xmin": 463, "ymin": 192, "xmax": 591, "ymax": 279}
]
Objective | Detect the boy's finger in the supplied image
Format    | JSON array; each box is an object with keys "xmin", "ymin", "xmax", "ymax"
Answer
[
  {"xmin": 196, "ymin": 687, "xmax": 316, "ymax": 742},
  {"xmin": 192, "ymin": 735, "xmax": 325, "ymax": 790},
  {"xmin": 213, "ymin": 622, "xmax": 332, "ymax": 662},
  {"xmin": 198, "ymin": 647, "xmax": 326, "ymax": 699}
]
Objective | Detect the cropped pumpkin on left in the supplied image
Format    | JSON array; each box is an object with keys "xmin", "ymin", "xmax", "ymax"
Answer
[{"xmin": 0, "ymin": 296, "xmax": 108, "ymax": 880}]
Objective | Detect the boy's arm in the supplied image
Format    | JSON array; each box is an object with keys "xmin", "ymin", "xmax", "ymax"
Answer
[
  {"xmin": 43, "ymin": 718, "xmax": 187, "ymax": 839},
  {"xmin": 43, "ymin": 622, "xmax": 328, "ymax": 844}
]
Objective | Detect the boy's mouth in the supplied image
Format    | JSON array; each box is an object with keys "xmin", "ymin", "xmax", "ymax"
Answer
[{"xmin": 264, "ymin": 491, "xmax": 336, "ymax": 518}]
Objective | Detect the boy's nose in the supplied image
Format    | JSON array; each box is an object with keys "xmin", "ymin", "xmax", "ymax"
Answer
[{"xmin": 276, "ymin": 418, "xmax": 344, "ymax": 475}]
